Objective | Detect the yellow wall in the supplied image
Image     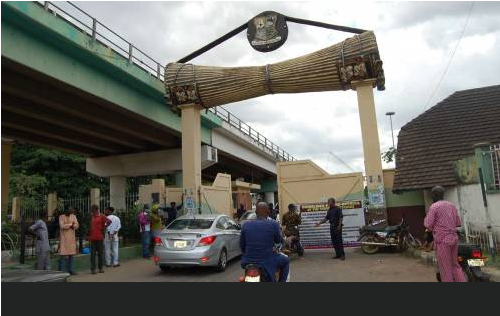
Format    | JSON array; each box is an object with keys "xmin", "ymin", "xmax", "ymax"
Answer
[
  {"xmin": 277, "ymin": 160, "xmax": 364, "ymax": 217},
  {"xmin": 201, "ymin": 173, "xmax": 232, "ymax": 216}
]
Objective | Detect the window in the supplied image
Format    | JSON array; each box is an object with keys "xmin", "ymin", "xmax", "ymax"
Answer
[
  {"xmin": 168, "ymin": 219, "xmax": 214, "ymax": 230},
  {"xmin": 226, "ymin": 218, "xmax": 239, "ymax": 230},
  {"xmin": 216, "ymin": 217, "xmax": 228, "ymax": 230}
]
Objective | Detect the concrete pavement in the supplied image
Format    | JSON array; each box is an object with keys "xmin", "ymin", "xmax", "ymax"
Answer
[{"xmin": 69, "ymin": 248, "xmax": 436, "ymax": 282}]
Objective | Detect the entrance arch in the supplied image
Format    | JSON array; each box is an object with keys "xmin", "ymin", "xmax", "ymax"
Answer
[{"xmin": 165, "ymin": 14, "xmax": 386, "ymax": 216}]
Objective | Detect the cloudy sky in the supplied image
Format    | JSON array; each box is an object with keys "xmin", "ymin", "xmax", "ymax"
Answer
[{"xmin": 72, "ymin": 1, "xmax": 500, "ymax": 174}]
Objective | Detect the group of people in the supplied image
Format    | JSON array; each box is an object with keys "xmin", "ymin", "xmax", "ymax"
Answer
[
  {"xmin": 28, "ymin": 185, "xmax": 465, "ymax": 282},
  {"xmin": 137, "ymin": 201, "xmax": 182, "ymax": 259},
  {"xmin": 28, "ymin": 205, "xmax": 121, "ymax": 275},
  {"xmin": 240, "ymin": 197, "xmax": 345, "ymax": 282}
]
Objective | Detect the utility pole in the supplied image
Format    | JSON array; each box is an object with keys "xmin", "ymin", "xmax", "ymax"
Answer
[{"xmin": 386, "ymin": 111, "xmax": 396, "ymax": 149}]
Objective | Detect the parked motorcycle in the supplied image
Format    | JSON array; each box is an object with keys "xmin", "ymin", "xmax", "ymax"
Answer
[
  {"xmin": 358, "ymin": 218, "xmax": 421, "ymax": 254},
  {"xmin": 433, "ymin": 230, "xmax": 487, "ymax": 282}
]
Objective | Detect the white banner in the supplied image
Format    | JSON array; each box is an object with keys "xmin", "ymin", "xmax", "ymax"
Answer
[{"xmin": 298, "ymin": 201, "xmax": 365, "ymax": 249}]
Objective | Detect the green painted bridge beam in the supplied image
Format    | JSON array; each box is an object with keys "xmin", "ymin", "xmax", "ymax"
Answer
[{"xmin": 1, "ymin": 1, "xmax": 222, "ymax": 145}]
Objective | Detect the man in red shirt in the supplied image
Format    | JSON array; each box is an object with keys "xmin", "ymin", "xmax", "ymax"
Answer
[{"xmin": 88, "ymin": 205, "xmax": 111, "ymax": 274}]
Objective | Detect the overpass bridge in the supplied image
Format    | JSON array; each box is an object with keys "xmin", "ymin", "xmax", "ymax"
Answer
[{"xmin": 1, "ymin": 1, "xmax": 294, "ymax": 208}]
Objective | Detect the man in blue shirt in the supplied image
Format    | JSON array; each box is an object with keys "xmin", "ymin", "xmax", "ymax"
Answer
[{"xmin": 240, "ymin": 202, "xmax": 289, "ymax": 282}]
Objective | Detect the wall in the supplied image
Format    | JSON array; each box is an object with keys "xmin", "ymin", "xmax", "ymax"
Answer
[
  {"xmin": 383, "ymin": 169, "xmax": 426, "ymax": 239},
  {"xmin": 201, "ymin": 174, "xmax": 232, "ymax": 216},
  {"xmin": 277, "ymin": 160, "xmax": 364, "ymax": 217},
  {"xmin": 445, "ymin": 184, "xmax": 500, "ymax": 234}
]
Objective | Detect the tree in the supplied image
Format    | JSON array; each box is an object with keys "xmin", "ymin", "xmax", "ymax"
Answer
[
  {"xmin": 381, "ymin": 147, "xmax": 397, "ymax": 163},
  {"xmin": 9, "ymin": 144, "xmax": 108, "ymax": 198}
]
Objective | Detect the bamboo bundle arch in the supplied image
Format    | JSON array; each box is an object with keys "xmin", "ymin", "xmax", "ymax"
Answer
[{"xmin": 165, "ymin": 31, "xmax": 384, "ymax": 111}]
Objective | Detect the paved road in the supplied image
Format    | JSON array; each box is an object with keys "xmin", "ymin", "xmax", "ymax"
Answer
[{"xmin": 69, "ymin": 248, "xmax": 436, "ymax": 282}]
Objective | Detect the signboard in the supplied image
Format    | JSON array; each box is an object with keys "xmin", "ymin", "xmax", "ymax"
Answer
[
  {"xmin": 247, "ymin": 11, "xmax": 288, "ymax": 52},
  {"xmin": 185, "ymin": 195, "xmax": 195, "ymax": 213},
  {"xmin": 298, "ymin": 200, "xmax": 365, "ymax": 249}
]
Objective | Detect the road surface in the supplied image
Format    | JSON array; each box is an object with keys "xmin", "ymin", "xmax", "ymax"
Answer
[{"xmin": 69, "ymin": 248, "xmax": 436, "ymax": 282}]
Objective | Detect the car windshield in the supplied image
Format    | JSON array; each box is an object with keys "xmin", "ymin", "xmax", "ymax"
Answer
[{"xmin": 167, "ymin": 219, "xmax": 214, "ymax": 230}]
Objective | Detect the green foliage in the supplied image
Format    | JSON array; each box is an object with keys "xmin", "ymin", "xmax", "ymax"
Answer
[
  {"xmin": 9, "ymin": 144, "xmax": 108, "ymax": 198},
  {"xmin": 381, "ymin": 147, "xmax": 397, "ymax": 163}
]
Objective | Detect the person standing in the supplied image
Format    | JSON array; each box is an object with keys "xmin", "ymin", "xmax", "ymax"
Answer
[
  {"xmin": 315, "ymin": 197, "xmax": 345, "ymax": 260},
  {"xmin": 138, "ymin": 204, "xmax": 152, "ymax": 258},
  {"xmin": 424, "ymin": 186, "xmax": 466, "ymax": 282},
  {"xmin": 29, "ymin": 211, "xmax": 51, "ymax": 270},
  {"xmin": 165, "ymin": 202, "xmax": 182, "ymax": 226},
  {"xmin": 58, "ymin": 207, "xmax": 79, "ymax": 275},
  {"xmin": 88, "ymin": 205, "xmax": 111, "ymax": 274},
  {"xmin": 104, "ymin": 207, "xmax": 121, "ymax": 268},
  {"xmin": 150, "ymin": 205, "xmax": 163, "ymax": 239},
  {"xmin": 236, "ymin": 203, "xmax": 246, "ymax": 220}
]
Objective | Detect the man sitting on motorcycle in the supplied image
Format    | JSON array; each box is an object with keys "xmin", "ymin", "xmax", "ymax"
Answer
[
  {"xmin": 240, "ymin": 202, "xmax": 290, "ymax": 282},
  {"xmin": 282, "ymin": 204, "xmax": 303, "ymax": 257}
]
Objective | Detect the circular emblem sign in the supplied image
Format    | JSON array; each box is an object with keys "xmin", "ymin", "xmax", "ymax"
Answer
[{"xmin": 247, "ymin": 11, "xmax": 288, "ymax": 52}]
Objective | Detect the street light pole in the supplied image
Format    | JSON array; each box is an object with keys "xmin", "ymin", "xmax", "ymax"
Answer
[{"xmin": 386, "ymin": 111, "xmax": 395, "ymax": 149}]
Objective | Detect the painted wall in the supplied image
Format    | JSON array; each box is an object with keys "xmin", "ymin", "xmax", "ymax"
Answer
[
  {"xmin": 201, "ymin": 174, "xmax": 232, "ymax": 216},
  {"xmin": 445, "ymin": 184, "xmax": 500, "ymax": 234},
  {"xmin": 277, "ymin": 160, "xmax": 364, "ymax": 219},
  {"xmin": 383, "ymin": 169, "xmax": 425, "ymax": 208}
]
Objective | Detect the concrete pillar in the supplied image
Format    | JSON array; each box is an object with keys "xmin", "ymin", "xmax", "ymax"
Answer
[
  {"xmin": 110, "ymin": 176, "xmax": 126, "ymax": 210},
  {"xmin": 264, "ymin": 192, "xmax": 275, "ymax": 206},
  {"xmin": 352, "ymin": 79, "xmax": 385, "ymax": 210},
  {"xmin": 174, "ymin": 171, "xmax": 183, "ymax": 188},
  {"xmin": 180, "ymin": 103, "xmax": 202, "ymax": 209},
  {"xmin": 1, "ymin": 141, "xmax": 13, "ymax": 216},
  {"xmin": 90, "ymin": 188, "xmax": 100, "ymax": 208},
  {"xmin": 11, "ymin": 197, "xmax": 20, "ymax": 222},
  {"xmin": 47, "ymin": 192, "xmax": 57, "ymax": 218}
]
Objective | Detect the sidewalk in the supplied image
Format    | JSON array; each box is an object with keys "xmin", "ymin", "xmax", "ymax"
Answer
[{"xmin": 405, "ymin": 248, "xmax": 500, "ymax": 282}]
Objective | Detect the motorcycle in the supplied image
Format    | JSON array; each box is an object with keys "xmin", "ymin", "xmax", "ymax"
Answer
[
  {"xmin": 282, "ymin": 226, "xmax": 304, "ymax": 257},
  {"xmin": 358, "ymin": 218, "xmax": 421, "ymax": 254},
  {"xmin": 239, "ymin": 243, "xmax": 291, "ymax": 282},
  {"xmin": 434, "ymin": 230, "xmax": 487, "ymax": 282}
]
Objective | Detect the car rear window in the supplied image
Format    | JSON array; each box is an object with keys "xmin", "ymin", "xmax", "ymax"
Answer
[
  {"xmin": 241, "ymin": 212, "xmax": 256, "ymax": 220},
  {"xmin": 167, "ymin": 219, "xmax": 214, "ymax": 230}
]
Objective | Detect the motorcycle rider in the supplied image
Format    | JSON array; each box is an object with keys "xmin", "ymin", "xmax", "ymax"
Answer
[
  {"xmin": 240, "ymin": 202, "xmax": 290, "ymax": 282},
  {"xmin": 282, "ymin": 203, "xmax": 303, "ymax": 257}
]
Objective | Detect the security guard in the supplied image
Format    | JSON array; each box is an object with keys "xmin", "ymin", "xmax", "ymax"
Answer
[{"xmin": 315, "ymin": 197, "xmax": 345, "ymax": 260}]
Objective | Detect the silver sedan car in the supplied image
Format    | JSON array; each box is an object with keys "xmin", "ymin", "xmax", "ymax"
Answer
[{"xmin": 153, "ymin": 214, "xmax": 242, "ymax": 272}]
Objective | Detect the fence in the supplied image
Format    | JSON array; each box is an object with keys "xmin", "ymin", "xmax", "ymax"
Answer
[
  {"xmin": 489, "ymin": 144, "xmax": 500, "ymax": 190},
  {"xmin": 6, "ymin": 192, "xmax": 141, "ymax": 263},
  {"xmin": 465, "ymin": 221, "xmax": 500, "ymax": 256}
]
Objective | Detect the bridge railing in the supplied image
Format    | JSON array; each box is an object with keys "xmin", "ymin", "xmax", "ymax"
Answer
[
  {"xmin": 36, "ymin": 1, "xmax": 295, "ymax": 162},
  {"xmin": 39, "ymin": 1, "xmax": 165, "ymax": 81},
  {"xmin": 208, "ymin": 107, "xmax": 295, "ymax": 162}
]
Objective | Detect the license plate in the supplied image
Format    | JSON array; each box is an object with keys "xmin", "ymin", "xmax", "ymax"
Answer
[
  {"xmin": 174, "ymin": 240, "xmax": 187, "ymax": 248},
  {"xmin": 244, "ymin": 276, "xmax": 260, "ymax": 282},
  {"xmin": 467, "ymin": 259, "xmax": 484, "ymax": 267}
]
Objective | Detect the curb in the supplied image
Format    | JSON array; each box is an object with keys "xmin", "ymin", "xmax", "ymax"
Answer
[{"xmin": 405, "ymin": 248, "xmax": 500, "ymax": 282}]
